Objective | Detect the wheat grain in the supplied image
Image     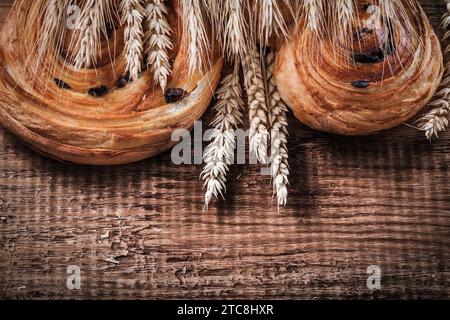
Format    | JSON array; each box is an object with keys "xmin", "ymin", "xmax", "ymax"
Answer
[
  {"xmin": 201, "ymin": 64, "xmax": 244, "ymax": 209},
  {"xmin": 266, "ymin": 49, "xmax": 289, "ymax": 208},
  {"xmin": 180, "ymin": 0, "xmax": 210, "ymax": 73},
  {"xmin": 120, "ymin": 0, "xmax": 145, "ymax": 81},
  {"xmin": 417, "ymin": 0, "xmax": 450, "ymax": 139},
  {"xmin": 243, "ymin": 46, "xmax": 269, "ymax": 164},
  {"xmin": 144, "ymin": 0, "xmax": 173, "ymax": 91}
]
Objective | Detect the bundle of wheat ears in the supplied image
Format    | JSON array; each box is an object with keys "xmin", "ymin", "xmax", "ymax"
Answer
[{"xmin": 0, "ymin": 0, "xmax": 448, "ymax": 209}]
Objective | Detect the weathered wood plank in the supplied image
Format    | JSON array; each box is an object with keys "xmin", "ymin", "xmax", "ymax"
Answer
[
  {"xmin": 0, "ymin": 1, "xmax": 12, "ymax": 24},
  {"xmin": 0, "ymin": 0, "xmax": 449, "ymax": 300}
]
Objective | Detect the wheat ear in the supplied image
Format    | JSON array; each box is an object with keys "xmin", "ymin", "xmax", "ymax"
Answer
[
  {"xmin": 266, "ymin": 50, "xmax": 289, "ymax": 208},
  {"xmin": 417, "ymin": 0, "xmax": 450, "ymax": 139},
  {"xmin": 120, "ymin": 0, "xmax": 145, "ymax": 81},
  {"xmin": 243, "ymin": 46, "xmax": 270, "ymax": 164},
  {"xmin": 74, "ymin": 0, "xmax": 113, "ymax": 70},
  {"xmin": 35, "ymin": 0, "xmax": 71, "ymax": 72},
  {"xmin": 180, "ymin": 0, "xmax": 210, "ymax": 73},
  {"xmin": 222, "ymin": 0, "xmax": 249, "ymax": 60},
  {"xmin": 332, "ymin": 0, "xmax": 355, "ymax": 44},
  {"xmin": 144, "ymin": 0, "xmax": 173, "ymax": 91},
  {"xmin": 302, "ymin": 0, "xmax": 325, "ymax": 35},
  {"xmin": 202, "ymin": 64, "xmax": 244, "ymax": 209},
  {"xmin": 201, "ymin": 0, "xmax": 222, "ymax": 35},
  {"xmin": 74, "ymin": 0, "xmax": 99, "ymax": 69},
  {"xmin": 256, "ymin": 0, "xmax": 291, "ymax": 47}
]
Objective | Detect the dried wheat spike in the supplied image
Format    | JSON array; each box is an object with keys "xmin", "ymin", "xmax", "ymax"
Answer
[
  {"xmin": 74, "ymin": 0, "xmax": 101, "ymax": 69},
  {"xmin": 201, "ymin": 0, "xmax": 222, "ymax": 33},
  {"xmin": 417, "ymin": 0, "xmax": 450, "ymax": 139},
  {"xmin": 417, "ymin": 98, "xmax": 450, "ymax": 140},
  {"xmin": 35, "ymin": 0, "xmax": 70, "ymax": 73},
  {"xmin": 201, "ymin": 64, "xmax": 244, "ymax": 209},
  {"xmin": 73, "ymin": 0, "xmax": 114, "ymax": 70},
  {"xmin": 222, "ymin": 0, "xmax": 248, "ymax": 60},
  {"xmin": 243, "ymin": 46, "xmax": 270, "ymax": 164},
  {"xmin": 144, "ymin": 0, "xmax": 173, "ymax": 91},
  {"xmin": 180, "ymin": 0, "xmax": 210, "ymax": 73},
  {"xmin": 266, "ymin": 50, "xmax": 289, "ymax": 208},
  {"xmin": 121, "ymin": 0, "xmax": 145, "ymax": 81},
  {"xmin": 332, "ymin": 0, "xmax": 355, "ymax": 44},
  {"xmin": 256, "ymin": 0, "xmax": 292, "ymax": 47},
  {"xmin": 302, "ymin": 0, "xmax": 325, "ymax": 34}
]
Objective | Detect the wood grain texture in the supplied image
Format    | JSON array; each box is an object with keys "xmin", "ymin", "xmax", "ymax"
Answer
[{"xmin": 0, "ymin": 0, "xmax": 449, "ymax": 300}]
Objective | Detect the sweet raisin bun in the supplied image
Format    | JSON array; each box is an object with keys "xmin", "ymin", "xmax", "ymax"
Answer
[
  {"xmin": 0, "ymin": 0, "xmax": 222, "ymax": 164},
  {"xmin": 275, "ymin": 0, "xmax": 443, "ymax": 135}
]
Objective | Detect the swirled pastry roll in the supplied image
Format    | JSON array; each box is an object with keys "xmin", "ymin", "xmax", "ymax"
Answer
[
  {"xmin": 275, "ymin": 0, "xmax": 443, "ymax": 135},
  {"xmin": 0, "ymin": 0, "xmax": 222, "ymax": 164}
]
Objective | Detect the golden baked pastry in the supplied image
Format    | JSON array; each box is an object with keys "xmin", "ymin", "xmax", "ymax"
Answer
[
  {"xmin": 0, "ymin": 0, "xmax": 222, "ymax": 165},
  {"xmin": 274, "ymin": 0, "xmax": 443, "ymax": 135}
]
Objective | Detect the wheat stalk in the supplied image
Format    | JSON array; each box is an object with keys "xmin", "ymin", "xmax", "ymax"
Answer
[
  {"xmin": 201, "ymin": 64, "xmax": 244, "ymax": 209},
  {"xmin": 243, "ymin": 46, "xmax": 270, "ymax": 164},
  {"xmin": 417, "ymin": 0, "xmax": 450, "ymax": 139},
  {"xmin": 381, "ymin": 0, "xmax": 423, "ymax": 47},
  {"xmin": 266, "ymin": 49, "xmax": 289, "ymax": 208},
  {"xmin": 180, "ymin": 0, "xmax": 210, "ymax": 73},
  {"xmin": 120, "ymin": 0, "xmax": 145, "ymax": 81},
  {"xmin": 144, "ymin": 0, "xmax": 173, "ymax": 91}
]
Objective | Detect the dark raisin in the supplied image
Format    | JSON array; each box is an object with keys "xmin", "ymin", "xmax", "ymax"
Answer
[
  {"xmin": 54, "ymin": 78, "xmax": 71, "ymax": 89},
  {"xmin": 88, "ymin": 85, "xmax": 109, "ymax": 97},
  {"xmin": 351, "ymin": 80, "xmax": 370, "ymax": 89},
  {"xmin": 354, "ymin": 47, "xmax": 385, "ymax": 63},
  {"xmin": 116, "ymin": 74, "xmax": 130, "ymax": 88},
  {"xmin": 372, "ymin": 48, "xmax": 385, "ymax": 60},
  {"xmin": 353, "ymin": 50, "xmax": 384, "ymax": 64},
  {"xmin": 165, "ymin": 88, "xmax": 190, "ymax": 103}
]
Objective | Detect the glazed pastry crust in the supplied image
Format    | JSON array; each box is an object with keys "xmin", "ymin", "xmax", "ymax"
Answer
[
  {"xmin": 0, "ymin": 0, "xmax": 222, "ymax": 165},
  {"xmin": 275, "ymin": 2, "xmax": 443, "ymax": 136}
]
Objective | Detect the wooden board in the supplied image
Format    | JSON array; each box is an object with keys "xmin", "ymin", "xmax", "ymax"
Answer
[{"xmin": 0, "ymin": 0, "xmax": 449, "ymax": 300}]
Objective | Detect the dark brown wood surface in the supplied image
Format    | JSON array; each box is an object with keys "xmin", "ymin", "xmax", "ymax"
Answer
[{"xmin": 0, "ymin": 0, "xmax": 449, "ymax": 300}]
